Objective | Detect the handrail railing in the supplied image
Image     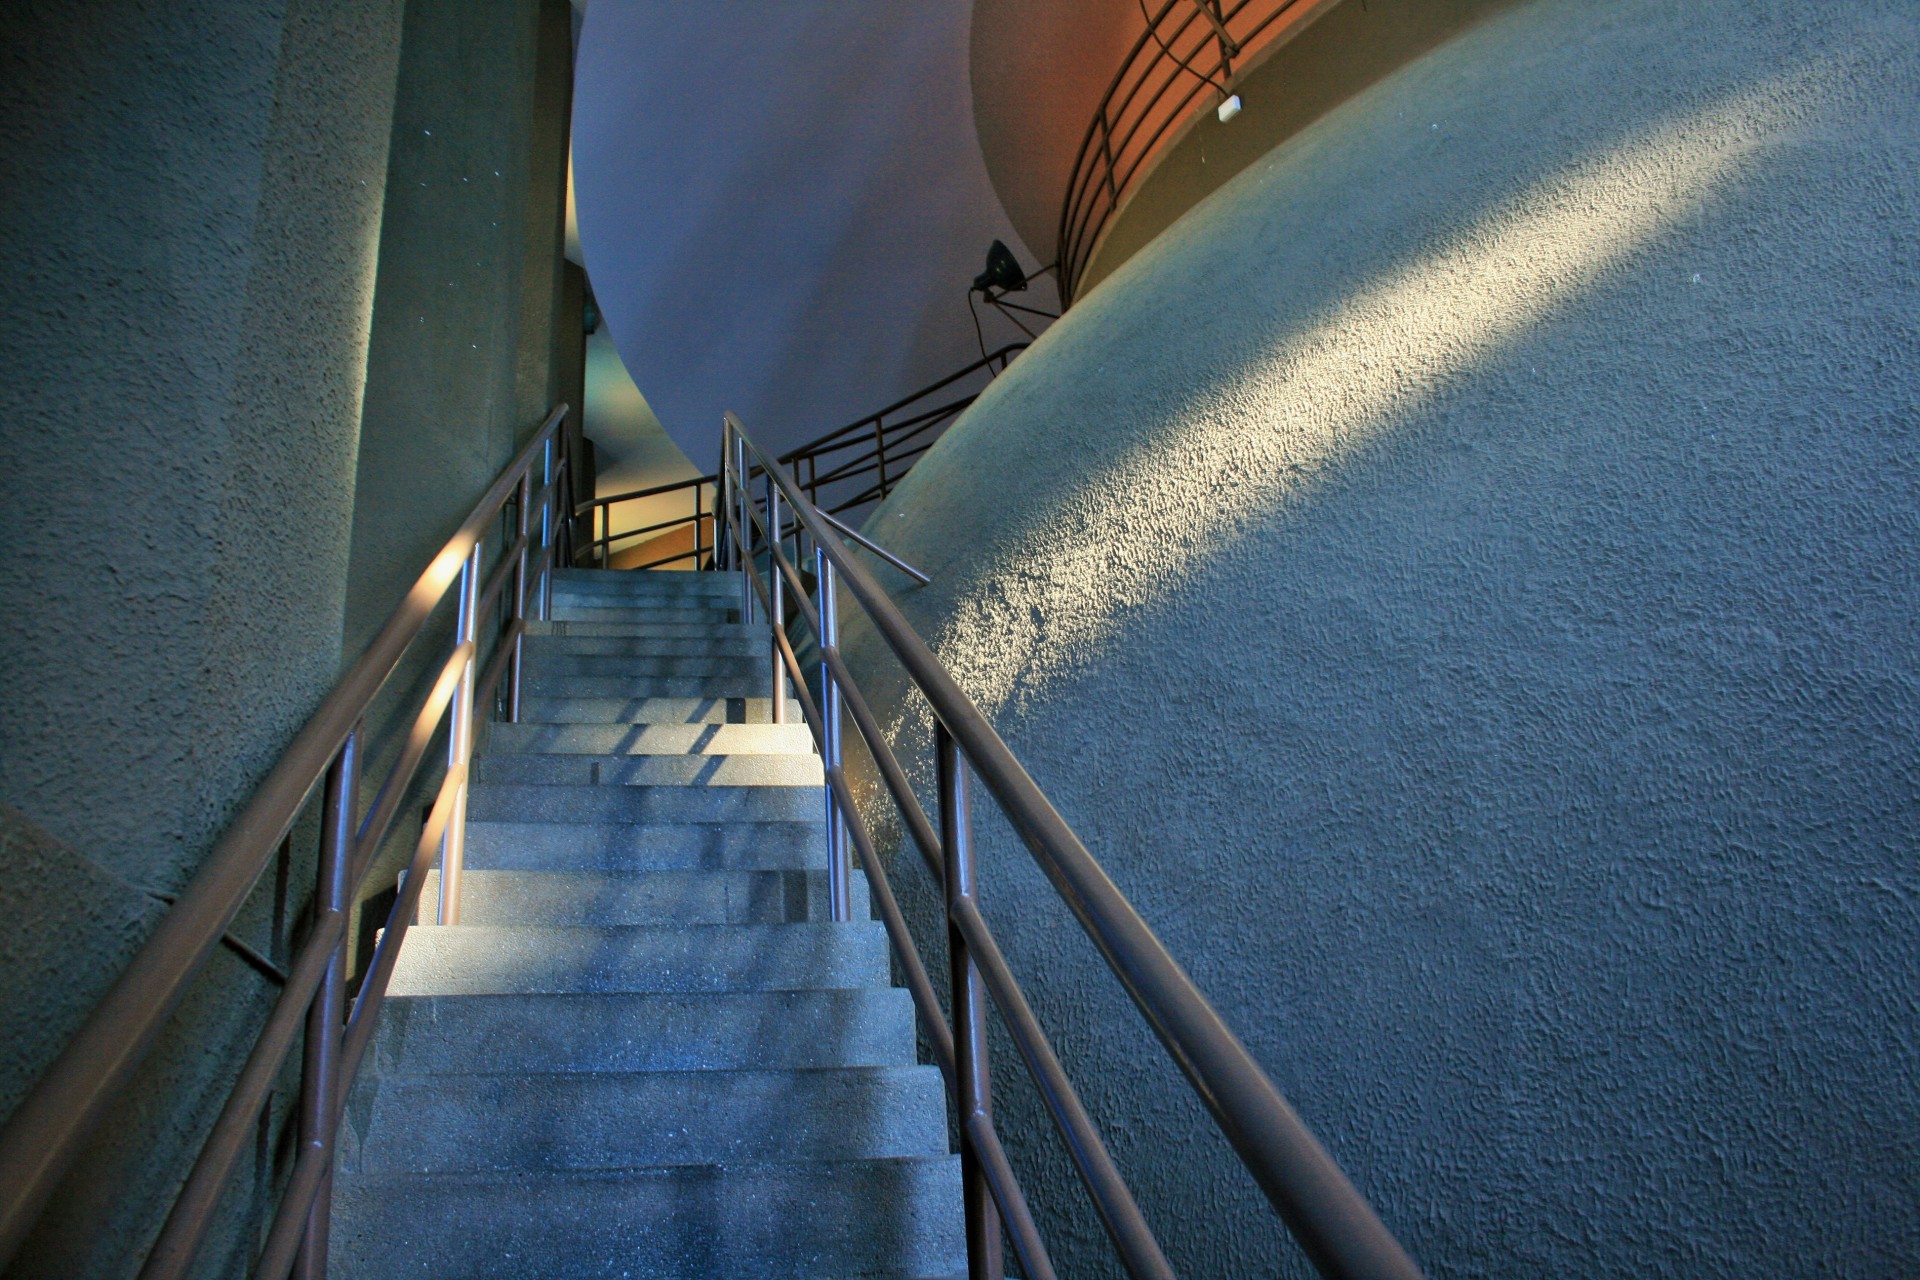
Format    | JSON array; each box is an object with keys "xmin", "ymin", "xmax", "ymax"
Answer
[
  {"xmin": 1058, "ymin": 0, "xmax": 1327, "ymax": 305},
  {"xmin": 778, "ymin": 343, "xmax": 1025, "ymax": 517},
  {"xmin": 716, "ymin": 411, "xmax": 1423, "ymax": 1280},
  {"xmin": 575, "ymin": 344, "xmax": 1024, "ymax": 575},
  {"xmin": 0, "ymin": 405, "xmax": 580, "ymax": 1278}
]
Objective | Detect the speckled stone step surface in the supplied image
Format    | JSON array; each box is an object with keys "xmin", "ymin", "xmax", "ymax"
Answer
[{"xmin": 334, "ymin": 569, "xmax": 961, "ymax": 1278}]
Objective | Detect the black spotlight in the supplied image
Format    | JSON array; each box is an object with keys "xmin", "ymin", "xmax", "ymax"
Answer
[{"xmin": 972, "ymin": 240, "xmax": 1027, "ymax": 294}]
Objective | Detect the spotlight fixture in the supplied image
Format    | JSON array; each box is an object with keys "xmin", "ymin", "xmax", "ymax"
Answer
[
  {"xmin": 1217, "ymin": 94, "xmax": 1242, "ymax": 123},
  {"xmin": 972, "ymin": 240, "xmax": 1028, "ymax": 295}
]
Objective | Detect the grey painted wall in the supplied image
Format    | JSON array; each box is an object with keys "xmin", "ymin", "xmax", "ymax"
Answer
[
  {"xmin": 841, "ymin": 1, "xmax": 1920, "ymax": 1275},
  {"xmin": 0, "ymin": 0, "xmax": 405, "ymax": 1274}
]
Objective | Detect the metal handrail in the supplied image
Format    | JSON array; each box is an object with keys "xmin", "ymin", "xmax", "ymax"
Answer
[
  {"xmin": 718, "ymin": 411, "xmax": 1424, "ymax": 1280},
  {"xmin": 0, "ymin": 405, "xmax": 579, "ymax": 1278},
  {"xmin": 576, "ymin": 344, "xmax": 1024, "ymax": 575},
  {"xmin": 1057, "ymin": 0, "xmax": 1326, "ymax": 304}
]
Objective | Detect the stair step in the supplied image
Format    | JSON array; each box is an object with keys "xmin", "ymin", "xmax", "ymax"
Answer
[
  {"xmin": 524, "ymin": 619, "xmax": 760, "ymax": 640},
  {"xmin": 465, "ymin": 820, "xmax": 825, "ymax": 872},
  {"xmin": 548, "ymin": 604, "xmax": 740, "ymax": 625},
  {"xmin": 524, "ymin": 633, "xmax": 768, "ymax": 658},
  {"xmin": 417, "ymin": 868, "xmax": 866, "ymax": 925},
  {"xmin": 550, "ymin": 568, "xmax": 741, "ymax": 596},
  {"xmin": 330, "ymin": 1157, "xmax": 966, "ymax": 1279},
  {"xmin": 525, "ymin": 653, "xmax": 771, "ymax": 679},
  {"xmin": 471, "ymin": 753, "xmax": 822, "ymax": 788},
  {"xmin": 468, "ymin": 782, "xmax": 822, "ymax": 825},
  {"xmin": 523, "ymin": 674, "xmax": 785, "ymax": 699},
  {"xmin": 370, "ymin": 989, "xmax": 918, "ymax": 1075},
  {"xmin": 348, "ymin": 1065, "xmax": 949, "ymax": 1174},
  {"xmin": 485, "ymin": 721, "xmax": 815, "ymax": 755},
  {"xmin": 515, "ymin": 696, "xmax": 779, "ymax": 724},
  {"xmin": 386, "ymin": 922, "xmax": 890, "ymax": 995}
]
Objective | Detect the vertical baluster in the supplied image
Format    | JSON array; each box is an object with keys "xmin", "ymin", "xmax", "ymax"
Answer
[
  {"xmin": 539, "ymin": 438, "xmax": 554, "ymax": 618},
  {"xmin": 938, "ymin": 723, "xmax": 1003, "ymax": 1280},
  {"xmin": 693, "ymin": 479, "xmax": 704, "ymax": 569},
  {"xmin": 736, "ymin": 433, "xmax": 756, "ymax": 623},
  {"xmin": 291, "ymin": 729, "xmax": 358, "ymax": 1280},
  {"xmin": 438, "ymin": 543, "xmax": 481, "ymax": 925},
  {"xmin": 766, "ymin": 475, "xmax": 786, "ymax": 725},
  {"xmin": 816, "ymin": 549, "xmax": 851, "ymax": 921},
  {"xmin": 508, "ymin": 470, "xmax": 531, "ymax": 721},
  {"xmin": 875, "ymin": 418, "xmax": 889, "ymax": 499}
]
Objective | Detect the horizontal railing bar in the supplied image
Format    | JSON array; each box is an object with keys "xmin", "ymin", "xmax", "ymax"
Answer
[
  {"xmin": 622, "ymin": 545, "xmax": 707, "ymax": 573},
  {"xmin": 337, "ymin": 762, "xmax": 465, "ymax": 1107},
  {"xmin": 824, "ymin": 645, "xmax": 943, "ymax": 881},
  {"xmin": 586, "ymin": 509, "xmax": 706, "ymax": 551},
  {"xmin": 590, "ymin": 473, "xmax": 717, "ymax": 509},
  {"xmin": 138, "ymin": 891, "xmax": 287, "ymax": 986},
  {"xmin": 835, "ymin": 766, "xmax": 956, "ymax": 1082},
  {"xmin": 768, "ymin": 541, "xmax": 822, "ymax": 638},
  {"xmin": 796, "ymin": 396, "xmax": 976, "ymax": 472},
  {"xmin": 729, "ymin": 415, "xmax": 1423, "ymax": 1280},
  {"xmin": 951, "ymin": 896, "xmax": 1175, "ymax": 1280},
  {"xmin": 781, "ymin": 347, "xmax": 1025, "ymax": 458},
  {"xmin": 0, "ymin": 403, "xmax": 566, "ymax": 1271},
  {"xmin": 135, "ymin": 909, "xmax": 345, "ymax": 1280},
  {"xmin": 351, "ymin": 640, "xmax": 472, "ymax": 883},
  {"xmin": 965, "ymin": 1111, "xmax": 1061, "ymax": 1280},
  {"xmin": 818, "ymin": 510, "xmax": 930, "ymax": 585}
]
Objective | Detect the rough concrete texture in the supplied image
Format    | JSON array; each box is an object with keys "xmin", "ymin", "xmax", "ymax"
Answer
[
  {"xmin": 842, "ymin": 1, "xmax": 1920, "ymax": 1275},
  {"xmin": 0, "ymin": 2, "xmax": 402, "ymax": 1275}
]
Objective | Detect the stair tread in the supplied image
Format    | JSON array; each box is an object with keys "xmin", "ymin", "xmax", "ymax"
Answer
[{"xmin": 371, "ymin": 988, "xmax": 918, "ymax": 1074}]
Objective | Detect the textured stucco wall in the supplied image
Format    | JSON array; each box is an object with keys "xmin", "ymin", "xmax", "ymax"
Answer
[
  {"xmin": 0, "ymin": 0, "xmax": 405, "ymax": 1274},
  {"xmin": 841, "ymin": 1, "xmax": 1920, "ymax": 1275}
]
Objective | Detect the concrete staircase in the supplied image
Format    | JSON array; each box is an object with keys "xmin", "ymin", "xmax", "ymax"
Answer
[{"xmin": 330, "ymin": 568, "xmax": 965, "ymax": 1279}]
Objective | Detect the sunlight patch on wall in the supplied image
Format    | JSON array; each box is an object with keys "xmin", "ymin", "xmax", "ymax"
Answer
[{"xmin": 923, "ymin": 69, "xmax": 1833, "ymax": 722}]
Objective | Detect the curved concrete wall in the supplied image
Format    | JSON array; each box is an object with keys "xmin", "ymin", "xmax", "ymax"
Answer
[{"xmin": 842, "ymin": 0, "xmax": 1920, "ymax": 1274}]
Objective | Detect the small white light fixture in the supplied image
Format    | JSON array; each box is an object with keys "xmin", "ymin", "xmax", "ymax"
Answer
[{"xmin": 1217, "ymin": 94, "xmax": 1242, "ymax": 123}]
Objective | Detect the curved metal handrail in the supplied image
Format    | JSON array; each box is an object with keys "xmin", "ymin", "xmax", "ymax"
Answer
[
  {"xmin": 1057, "ymin": 0, "xmax": 1328, "ymax": 305},
  {"xmin": 718, "ymin": 412, "xmax": 1423, "ymax": 1280},
  {"xmin": 0, "ymin": 405, "xmax": 579, "ymax": 1278},
  {"xmin": 578, "ymin": 344, "xmax": 1026, "ymax": 572}
]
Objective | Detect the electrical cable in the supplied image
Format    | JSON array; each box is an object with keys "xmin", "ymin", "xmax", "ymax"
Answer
[{"xmin": 967, "ymin": 288, "xmax": 990, "ymax": 363}]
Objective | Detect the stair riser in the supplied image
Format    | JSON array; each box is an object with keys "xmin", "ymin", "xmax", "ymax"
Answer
[
  {"xmin": 418, "ymin": 868, "xmax": 867, "ymax": 925},
  {"xmin": 523, "ymin": 675, "xmax": 783, "ymax": 699},
  {"xmin": 331, "ymin": 1159, "xmax": 966, "ymax": 1280},
  {"xmin": 465, "ymin": 820, "xmax": 826, "ymax": 872},
  {"xmin": 524, "ymin": 635, "xmax": 768, "ymax": 658},
  {"xmin": 471, "ymin": 754, "xmax": 822, "ymax": 788},
  {"xmin": 525, "ymin": 620, "xmax": 761, "ymax": 639},
  {"xmin": 349, "ymin": 1067, "xmax": 949, "ymax": 1173},
  {"xmin": 549, "ymin": 605, "xmax": 738, "ymax": 625},
  {"xmin": 370, "ymin": 990, "xmax": 918, "ymax": 1075},
  {"xmin": 514, "ymin": 696, "xmax": 778, "ymax": 724},
  {"xmin": 549, "ymin": 569, "xmax": 740, "ymax": 595},
  {"xmin": 485, "ymin": 722, "xmax": 815, "ymax": 755},
  {"xmin": 386, "ymin": 923, "xmax": 890, "ymax": 996},
  {"xmin": 525, "ymin": 654, "xmax": 769, "ymax": 679},
  {"xmin": 468, "ymin": 783, "xmax": 823, "ymax": 825}
]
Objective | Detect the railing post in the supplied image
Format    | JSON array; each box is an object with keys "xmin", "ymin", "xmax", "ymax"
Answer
[
  {"xmin": 508, "ymin": 470, "xmax": 531, "ymax": 721},
  {"xmin": 766, "ymin": 475, "xmax": 786, "ymax": 725},
  {"xmin": 816, "ymin": 548, "xmax": 851, "ymax": 922},
  {"xmin": 292, "ymin": 726, "xmax": 358, "ymax": 1280},
  {"xmin": 694, "ymin": 480, "xmax": 705, "ymax": 570},
  {"xmin": 735, "ymin": 432, "xmax": 756, "ymax": 623},
  {"xmin": 539, "ymin": 437, "xmax": 555, "ymax": 617},
  {"xmin": 939, "ymin": 722, "xmax": 1003, "ymax": 1280},
  {"xmin": 437, "ymin": 542, "xmax": 481, "ymax": 925},
  {"xmin": 874, "ymin": 418, "xmax": 889, "ymax": 499}
]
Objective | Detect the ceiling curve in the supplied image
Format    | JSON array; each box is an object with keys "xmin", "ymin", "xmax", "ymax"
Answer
[{"xmin": 572, "ymin": 0, "xmax": 1039, "ymax": 469}]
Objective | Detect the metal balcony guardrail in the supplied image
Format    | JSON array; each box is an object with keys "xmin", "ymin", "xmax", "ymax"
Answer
[
  {"xmin": 0, "ymin": 405, "xmax": 579, "ymax": 1279},
  {"xmin": 1058, "ymin": 0, "xmax": 1324, "ymax": 304},
  {"xmin": 577, "ymin": 343, "xmax": 1026, "ymax": 571},
  {"xmin": 716, "ymin": 412, "xmax": 1424, "ymax": 1280}
]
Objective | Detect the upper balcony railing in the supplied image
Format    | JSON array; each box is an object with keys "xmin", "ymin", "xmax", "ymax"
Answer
[{"xmin": 1058, "ymin": 0, "xmax": 1325, "ymax": 305}]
